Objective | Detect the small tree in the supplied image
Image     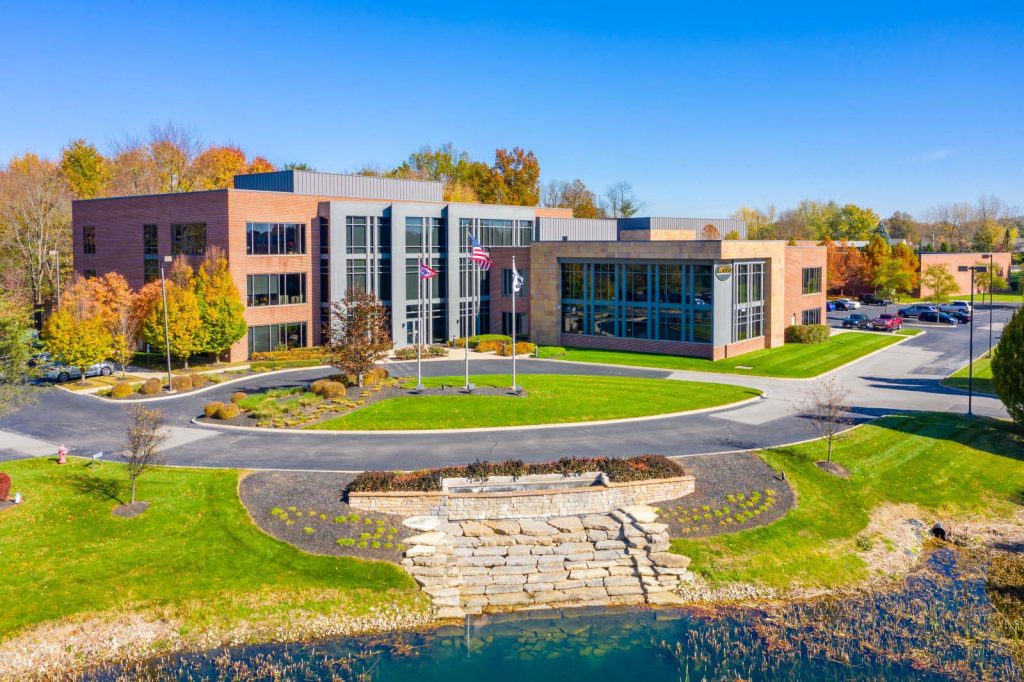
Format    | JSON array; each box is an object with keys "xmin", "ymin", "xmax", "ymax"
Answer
[
  {"xmin": 872, "ymin": 257, "xmax": 915, "ymax": 302},
  {"xmin": 323, "ymin": 290, "xmax": 391, "ymax": 387},
  {"xmin": 992, "ymin": 308, "xmax": 1024, "ymax": 426},
  {"xmin": 122, "ymin": 405, "xmax": 168, "ymax": 504},
  {"xmin": 920, "ymin": 264, "xmax": 958, "ymax": 303},
  {"xmin": 974, "ymin": 262, "xmax": 1008, "ymax": 295},
  {"xmin": 92, "ymin": 273, "xmax": 141, "ymax": 375},
  {"xmin": 802, "ymin": 377, "xmax": 853, "ymax": 464},
  {"xmin": 194, "ymin": 251, "xmax": 247, "ymax": 360},
  {"xmin": 142, "ymin": 280, "xmax": 204, "ymax": 368},
  {"xmin": 43, "ymin": 308, "xmax": 112, "ymax": 384}
]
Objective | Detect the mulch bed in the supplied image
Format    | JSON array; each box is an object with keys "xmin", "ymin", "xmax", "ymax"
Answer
[
  {"xmin": 238, "ymin": 471, "xmax": 414, "ymax": 563},
  {"xmin": 654, "ymin": 452, "xmax": 795, "ymax": 539},
  {"xmin": 198, "ymin": 381, "xmax": 526, "ymax": 429},
  {"xmin": 112, "ymin": 501, "xmax": 149, "ymax": 518},
  {"xmin": 816, "ymin": 460, "xmax": 851, "ymax": 478},
  {"xmin": 0, "ymin": 500, "xmax": 16, "ymax": 514}
]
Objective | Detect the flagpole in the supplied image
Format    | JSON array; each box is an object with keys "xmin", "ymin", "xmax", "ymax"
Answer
[
  {"xmin": 511, "ymin": 255, "xmax": 517, "ymax": 393},
  {"xmin": 463, "ymin": 228, "xmax": 470, "ymax": 390},
  {"xmin": 416, "ymin": 261, "xmax": 423, "ymax": 391}
]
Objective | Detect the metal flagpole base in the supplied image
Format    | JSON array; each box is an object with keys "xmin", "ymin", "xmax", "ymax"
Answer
[
  {"xmin": 463, "ymin": 383, "xmax": 475, "ymax": 394},
  {"xmin": 509, "ymin": 385, "xmax": 522, "ymax": 395},
  {"xmin": 413, "ymin": 383, "xmax": 425, "ymax": 393}
]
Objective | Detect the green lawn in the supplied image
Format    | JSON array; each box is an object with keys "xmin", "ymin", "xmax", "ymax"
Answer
[
  {"xmin": 672, "ymin": 413, "xmax": 1024, "ymax": 589},
  {"xmin": 942, "ymin": 355, "xmax": 996, "ymax": 395},
  {"xmin": 0, "ymin": 459, "xmax": 423, "ymax": 640},
  {"xmin": 537, "ymin": 331, "xmax": 904, "ymax": 378},
  {"xmin": 307, "ymin": 374, "xmax": 760, "ymax": 430}
]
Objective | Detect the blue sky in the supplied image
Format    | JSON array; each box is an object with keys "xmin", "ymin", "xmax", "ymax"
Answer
[{"xmin": 2, "ymin": 1, "xmax": 1023, "ymax": 218}]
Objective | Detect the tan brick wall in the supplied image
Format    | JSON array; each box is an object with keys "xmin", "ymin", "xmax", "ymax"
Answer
[
  {"xmin": 783, "ymin": 245, "xmax": 828, "ymax": 328},
  {"xmin": 919, "ymin": 252, "xmax": 1013, "ymax": 298}
]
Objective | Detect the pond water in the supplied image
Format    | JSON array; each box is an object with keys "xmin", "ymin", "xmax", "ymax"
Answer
[{"xmin": 88, "ymin": 549, "xmax": 1021, "ymax": 681}]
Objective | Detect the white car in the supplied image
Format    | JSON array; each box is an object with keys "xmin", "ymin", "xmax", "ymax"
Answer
[
  {"xmin": 44, "ymin": 360, "xmax": 116, "ymax": 383},
  {"xmin": 834, "ymin": 298, "xmax": 861, "ymax": 310},
  {"xmin": 939, "ymin": 301, "xmax": 972, "ymax": 315}
]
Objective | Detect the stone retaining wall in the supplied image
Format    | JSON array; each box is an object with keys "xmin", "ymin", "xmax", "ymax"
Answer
[
  {"xmin": 400, "ymin": 505, "xmax": 693, "ymax": 618},
  {"xmin": 348, "ymin": 476, "xmax": 694, "ymax": 520}
]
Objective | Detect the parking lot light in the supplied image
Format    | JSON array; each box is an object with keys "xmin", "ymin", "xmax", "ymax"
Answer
[{"xmin": 957, "ymin": 264, "xmax": 988, "ymax": 416}]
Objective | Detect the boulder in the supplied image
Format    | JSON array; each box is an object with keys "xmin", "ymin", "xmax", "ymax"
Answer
[
  {"xmin": 402, "ymin": 516, "xmax": 444, "ymax": 532},
  {"xmin": 620, "ymin": 505, "xmax": 660, "ymax": 523},
  {"xmin": 548, "ymin": 516, "xmax": 584, "ymax": 533},
  {"xmin": 404, "ymin": 531, "xmax": 450, "ymax": 546},
  {"xmin": 649, "ymin": 552, "xmax": 691, "ymax": 569},
  {"xmin": 485, "ymin": 520, "xmax": 521, "ymax": 535},
  {"xmin": 518, "ymin": 519, "xmax": 557, "ymax": 536},
  {"xmin": 461, "ymin": 520, "xmax": 496, "ymax": 536},
  {"xmin": 582, "ymin": 515, "xmax": 620, "ymax": 531}
]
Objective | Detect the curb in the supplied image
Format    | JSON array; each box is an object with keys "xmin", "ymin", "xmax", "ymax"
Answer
[
  {"xmin": 188, "ymin": 392, "xmax": 767, "ymax": 436},
  {"xmin": 61, "ymin": 365, "xmax": 333, "ymax": 404}
]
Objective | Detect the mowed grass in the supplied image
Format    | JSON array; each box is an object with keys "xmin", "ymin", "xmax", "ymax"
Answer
[
  {"xmin": 308, "ymin": 374, "xmax": 760, "ymax": 430},
  {"xmin": 672, "ymin": 413, "xmax": 1024, "ymax": 589},
  {"xmin": 0, "ymin": 459, "xmax": 422, "ymax": 639},
  {"xmin": 537, "ymin": 331, "xmax": 904, "ymax": 378},
  {"xmin": 942, "ymin": 355, "xmax": 996, "ymax": 395}
]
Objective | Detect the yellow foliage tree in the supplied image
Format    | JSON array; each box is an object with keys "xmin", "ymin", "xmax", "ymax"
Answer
[
  {"xmin": 43, "ymin": 308, "xmax": 112, "ymax": 384},
  {"xmin": 193, "ymin": 145, "xmax": 249, "ymax": 190},
  {"xmin": 142, "ymin": 281, "xmax": 204, "ymax": 368}
]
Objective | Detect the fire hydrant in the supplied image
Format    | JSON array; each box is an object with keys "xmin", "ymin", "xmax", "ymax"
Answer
[{"xmin": 57, "ymin": 444, "xmax": 68, "ymax": 465}]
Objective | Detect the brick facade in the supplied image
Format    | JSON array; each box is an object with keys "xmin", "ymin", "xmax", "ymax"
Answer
[
  {"xmin": 487, "ymin": 247, "xmax": 531, "ymax": 337},
  {"xmin": 919, "ymin": 252, "xmax": 1013, "ymax": 297},
  {"xmin": 783, "ymin": 245, "xmax": 828, "ymax": 327}
]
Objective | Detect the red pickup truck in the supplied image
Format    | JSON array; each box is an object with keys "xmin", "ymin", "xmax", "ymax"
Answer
[{"xmin": 871, "ymin": 314, "xmax": 904, "ymax": 332}]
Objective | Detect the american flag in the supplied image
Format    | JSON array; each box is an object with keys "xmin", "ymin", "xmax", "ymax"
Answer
[
  {"xmin": 418, "ymin": 261, "xmax": 438, "ymax": 279},
  {"xmin": 468, "ymin": 232, "xmax": 492, "ymax": 271}
]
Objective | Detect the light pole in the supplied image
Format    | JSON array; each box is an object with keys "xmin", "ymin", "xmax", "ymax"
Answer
[
  {"xmin": 160, "ymin": 255, "xmax": 174, "ymax": 393},
  {"xmin": 958, "ymin": 264, "xmax": 988, "ymax": 416},
  {"xmin": 48, "ymin": 250, "xmax": 61, "ymax": 308},
  {"xmin": 983, "ymin": 253, "xmax": 994, "ymax": 357}
]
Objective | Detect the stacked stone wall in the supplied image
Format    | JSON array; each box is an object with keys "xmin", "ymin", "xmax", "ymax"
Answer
[
  {"xmin": 400, "ymin": 505, "xmax": 692, "ymax": 618},
  {"xmin": 348, "ymin": 476, "xmax": 694, "ymax": 519}
]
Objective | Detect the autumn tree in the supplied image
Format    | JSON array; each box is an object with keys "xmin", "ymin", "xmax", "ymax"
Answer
[
  {"xmin": 248, "ymin": 157, "xmax": 276, "ymax": 174},
  {"xmin": 0, "ymin": 153, "xmax": 72, "ymax": 308},
  {"xmin": 543, "ymin": 179, "xmax": 604, "ymax": 218},
  {"xmin": 194, "ymin": 250, "xmax": 247, "ymax": 359},
  {"xmin": 193, "ymin": 145, "xmax": 249, "ymax": 190},
  {"xmin": 91, "ymin": 273, "xmax": 140, "ymax": 375},
  {"xmin": 149, "ymin": 123, "xmax": 202, "ymax": 193},
  {"xmin": 0, "ymin": 289, "xmax": 34, "ymax": 415},
  {"xmin": 733, "ymin": 206, "xmax": 777, "ymax": 239},
  {"xmin": 122, "ymin": 405, "xmax": 169, "ymax": 505},
  {"xmin": 43, "ymin": 308, "xmax": 112, "ymax": 384},
  {"xmin": 824, "ymin": 239, "xmax": 866, "ymax": 294},
  {"xmin": 142, "ymin": 280, "xmax": 204, "ymax": 368},
  {"xmin": 862, "ymin": 233, "xmax": 891, "ymax": 279},
  {"xmin": 974, "ymin": 262, "xmax": 1008, "ymax": 295},
  {"xmin": 488, "ymin": 147, "xmax": 540, "ymax": 206},
  {"xmin": 605, "ymin": 181, "xmax": 643, "ymax": 218},
  {"xmin": 323, "ymin": 290, "xmax": 391, "ymax": 387},
  {"xmin": 872, "ymin": 258, "xmax": 915, "ymax": 302},
  {"xmin": 920, "ymin": 264, "xmax": 958, "ymax": 303},
  {"xmin": 59, "ymin": 138, "xmax": 109, "ymax": 199}
]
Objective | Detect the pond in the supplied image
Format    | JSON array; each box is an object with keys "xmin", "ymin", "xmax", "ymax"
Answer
[{"xmin": 87, "ymin": 549, "xmax": 1021, "ymax": 681}]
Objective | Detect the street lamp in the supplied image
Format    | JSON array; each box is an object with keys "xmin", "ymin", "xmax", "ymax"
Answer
[
  {"xmin": 48, "ymin": 250, "xmax": 61, "ymax": 307},
  {"xmin": 982, "ymin": 253, "xmax": 994, "ymax": 357},
  {"xmin": 160, "ymin": 256, "xmax": 174, "ymax": 393},
  {"xmin": 957, "ymin": 264, "xmax": 988, "ymax": 416}
]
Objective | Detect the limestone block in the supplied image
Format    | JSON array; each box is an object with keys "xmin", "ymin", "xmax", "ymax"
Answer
[
  {"xmin": 648, "ymin": 542, "xmax": 671, "ymax": 553},
  {"xmin": 472, "ymin": 546, "xmax": 508, "ymax": 557},
  {"xmin": 405, "ymin": 545, "xmax": 436, "ymax": 558},
  {"xmin": 412, "ymin": 555, "xmax": 448, "ymax": 567},
  {"xmin": 582, "ymin": 515, "xmax": 620, "ymax": 531},
  {"xmin": 518, "ymin": 520, "xmax": 557, "ymax": 536},
  {"xmin": 461, "ymin": 521, "xmax": 495, "ymax": 537},
  {"xmin": 585, "ymin": 560, "xmax": 618, "ymax": 569},
  {"xmin": 476, "ymin": 535, "xmax": 517, "ymax": 547},
  {"xmin": 461, "ymin": 584, "xmax": 487, "ymax": 595},
  {"xmin": 620, "ymin": 505, "xmax": 659, "ymax": 523},
  {"xmin": 606, "ymin": 584, "xmax": 645, "ymax": 597},
  {"xmin": 569, "ymin": 568, "xmax": 608, "ymax": 581},
  {"xmin": 625, "ymin": 537, "xmax": 648, "ymax": 549},
  {"xmin": 532, "ymin": 590, "xmax": 571, "ymax": 603},
  {"xmin": 553, "ymin": 579, "xmax": 587, "ymax": 590},
  {"xmin": 431, "ymin": 593, "xmax": 462, "ymax": 608},
  {"xmin": 529, "ymin": 571, "xmax": 568, "ymax": 583},
  {"xmin": 491, "ymin": 564, "xmax": 535, "ymax": 576},
  {"xmin": 550, "ymin": 531, "xmax": 588, "ymax": 544},
  {"xmin": 566, "ymin": 551, "xmax": 595, "ymax": 562},
  {"xmin": 485, "ymin": 583, "xmax": 525, "ymax": 595},
  {"xmin": 552, "ymin": 542, "xmax": 592, "ymax": 555},
  {"xmin": 607, "ymin": 566, "xmax": 635, "ymax": 577},
  {"xmin": 586, "ymin": 529, "xmax": 610, "ymax": 542},
  {"xmin": 404, "ymin": 531, "xmax": 452, "ymax": 546},
  {"xmin": 456, "ymin": 555, "xmax": 505, "ymax": 568},
  {"xmin": 492, "ymin": 574, "xmax": 528, "ymax": 585},
  {"xmin": 603, "ymin": 576, "xmax": 639, "ymax": 588},
  {"xmin": 463, "ymin": 605, "xmax": 483, "ymax": 615},
  {"xmin": 560, "ymin": 587, "xmax": 611, "ymax": 602},
  {"xmin": 455, "ymin": 536, "xmax": 480, "ymax": 548},
  {"xmin": 424, "ymin": 586, "xmax": 461, "ymax": 598},
  {"xmin": 594, "ymin": 540, "xmax": 626, "ymax": 550},
  {"xmin": 409, "ymin": 565, "xmax": 447, "ymax": 578},
  {"xmin": 564, "ymin": 560, "xmax": 591, "ymax": 570},
  {"xmin": 548, "ymin": 517, "xmax": 584, "ymax": 533},
  {"xmin": 506, "ymin": 544, "xmax": 533, "ymax": 556},
  {"xmin": 435, "ymin": 606, "xmax": 466, "ymax": 619},
  {"xmin": 646, "ymin": 592, "xmax": 687, "ymax": 606},
  {"xmin": 530, "ymin": 545, "xmax": 554, "ymax": 555},
  {"xmin": 653, "ymin": 566, "xmax": 691, "ymax": 577},
  {"xmin": 403, "ymin": 516, "xmax": 444, "ymax": 532},
  {"xmin": 593, "ymin": 549, "xmax": 624, "ymax": 561},
  {"xmin": 487, "ymin": 592, "xmax": 531, "ymax": 606},
  {"xmin": 637, "ymin": 522, "xmax": 669, "ymax": 535},
  {"xmin": 537, "ymin": 554, "xmax": 566, "ymax": 566},
  {"xmin": 649, "ymin": 552, "xmax": 691, "ymax": 569},
  {"xmin": 414, "ymin": 574, "xmax": 450, "ymax": 587},
  {"xmin": 524, "ymin": 582, "xmax": 555, "ymax": 593},
  {"xmin": 505, "ymin": 555, "xmax": 540, "ymax": 567},
  {"xmin": 484, "ymin": 520, "xmax": 521, "ymax": 535},
  {"xmin": 452, "ymin": 547, "xmax": 475, "ymax": 557}
]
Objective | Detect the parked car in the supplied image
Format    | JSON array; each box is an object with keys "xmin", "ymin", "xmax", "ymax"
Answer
[
  {"xmin": 43, "ymin": 360, "xmax": 116, "ymax": 383},
  {"xmin": 918, "ymin": 311, "xmax": 958, "ymax": 325},
  {"xmin": 949, "ymin": 311, "xmax": 971, "ymax": 324},
  {"xmin": 825, "ymin": 300, "xmax": 838, "ymax": 312},
  {"xmin": 897, "ymin": 304, "xmax": 938, "ymax": 318},
  {"xmin": 27, "ymin": 352, "xmax": 51, "ymax": 368},
  {"xmin": 871, "ymin": 314, "xmax": 903, "ymax": 332},
  {"xmin": 834, "ymin": 298, "xmax": 861, "ymax": 311},
  {"xmin": 939, "ymin": 301, "xmax": 973, "ymax": 315},
  {"xmin": 860, "ymin": 294, "xmax": 893, "ymax": 306},
  {"xmin": 841, "ymin": 313, "xmax": 871, "ymax": 329}
]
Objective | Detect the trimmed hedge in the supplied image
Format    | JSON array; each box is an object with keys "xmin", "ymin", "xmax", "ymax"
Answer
[
  {"xmin": 785, "ymin": 324, "xmax": 830, "ymax": 344},
  {"xmin": 140, "ymin": 378, "xmax": 162, "ymax": 395},
  {"xmin": 213, "ymin": 403, "xmax": 240, "ymax": 420},
  {"xmin": 190, "ymin": 373, "xmax": 210, "ymax": 388},
  {"xmin": 347, "ymin": 455, "xmax": 685, "ymax": 493},
  {"xmin": 204, "ymin": 402, "xmax": 225, "ymax": 418},
  {"xmin": 311, "ymin": 379, "xmax": 348, "ymax": 399},
  {"xmin": 453, "ymin": 334, "xmax": 512, "ymax": 349},
  {"xmin": 171, "ymin": 375, "xmax": 193, "ymax": 391},
  {"xmin": 393, "ymin": 345, "xmax": 449, "ymax": 360},
  {"xmin": 250, "ymin": 347, "xmax": 324, "ymax": 362},
  {"xmin": 110, "ymin": 382, "xmax": 134, "ymax": 399},
  {"xmin": 496, "ymin": 342, "xmax": 536, "ymax": 357}
]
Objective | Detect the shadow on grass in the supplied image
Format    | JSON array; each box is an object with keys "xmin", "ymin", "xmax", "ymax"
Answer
[
  {"xmin": 867, "ymin": 411, "xmax": 1024, "ymax": 468},
  {"xmin": 66, "ymin": 473, "xmax": 124, "ymax": 505}
]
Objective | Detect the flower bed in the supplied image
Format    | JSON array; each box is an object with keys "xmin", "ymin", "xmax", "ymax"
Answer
[{"xmin": 347, "ymin": 455, "xmax": 685, "ymax": 493}]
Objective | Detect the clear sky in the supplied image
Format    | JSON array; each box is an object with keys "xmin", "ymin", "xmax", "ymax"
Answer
[{"xmin": 2, "ymin": 1, "xmax": 1022, "ymax": 218}]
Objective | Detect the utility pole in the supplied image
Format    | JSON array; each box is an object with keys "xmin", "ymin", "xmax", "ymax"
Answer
[
  {"xmin": 160, "ymin": 255, "xmax": 174, "ymax": 393},
  {"xmin": 511, "ymin": 255, "xmax": 518, "ymax": 394}
]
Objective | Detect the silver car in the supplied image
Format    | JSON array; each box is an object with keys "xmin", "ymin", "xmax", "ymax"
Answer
[{"xmin": 44, "ymin": 360, "xmax": 116, "ymax": 383}]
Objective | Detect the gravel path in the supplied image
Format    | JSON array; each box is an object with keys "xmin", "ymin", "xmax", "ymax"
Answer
[
  {"xmin": 238, "ymin": 471, "xmax": 413, "ymax": 563},
  {"xmin": 655, "ymin": 452, "xmax": 794, "ymax": 538}
]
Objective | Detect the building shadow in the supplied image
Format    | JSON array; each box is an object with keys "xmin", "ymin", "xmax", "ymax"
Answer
[{"xmin": 859, "ymin": 375, "xmax": 958, "ymax": 394}]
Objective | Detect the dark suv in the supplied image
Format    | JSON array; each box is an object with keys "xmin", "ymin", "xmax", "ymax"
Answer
[
  {"xmin": 860, "ymin": 294, "xmax": 893, "ymax": 306},
  {"xmin": 841, "ymin": 313, "xmax": 871, "ymax": 329}
]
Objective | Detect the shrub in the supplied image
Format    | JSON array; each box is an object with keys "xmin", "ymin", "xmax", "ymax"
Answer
[
  {"xmin": 231, "ymin": 391, "xmax": 247, "ymax": 404},
  {"xmin": 140, "ymin": 378, "xmax": 162, "ymax": 395},
  {"xmin": 311, "ymin": 379, "xmax": 348, "ymax": 399},
  {"xmin": 785, "ymin": 324, "xmax": 830, "ymax": 344},
  {"xmin": 204, "ymin": 402, "xmax": 225, "ymax": 418},
  {"xmin": 496, "ymin": 342, "xmax": 536, "ymax": 357},
  {"xmin": 346, "ymin": 455, "xmax": 685, "ymax": 493},
  {"xmin": 363, "ymin": 366, "xmax": 389, "ymax": 386},
  {"xmin": 0, "ymin": 472, "xmax": 10, "ymax": 500},
  {"xmin": 190, "ymin": 373, "xmax": 210, "ymax": 388},
  {"xmin": 110, "ymin": 382, "xmax": 135, "ymax": 399},
  {"xmin": 476, "ymin": 340, "xmax": 503, "ymax": 353},
  {"xmin": 392, "ymin": 345, "xmax": 449, "ymax": 360},
  {"xmin": 453, "ymin": 334, "xmax": 511, "ymax": 349},
  {"xmin": 171, "ymin": 375, "xmax": 193, "ymax": 391},
  {"xmin": 213, "ymin": 403, "xmax": 241, "ymax": 420},
  {"xmin": 250, "ymin": 347, "xmax": 324, "ymax": 362}
]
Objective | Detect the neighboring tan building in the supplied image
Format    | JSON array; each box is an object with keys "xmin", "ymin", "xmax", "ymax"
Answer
[
  {"xmin": 73, "ymin": 170, "xmax": 826, "ymax": 362},
  {"xmin": 918, "ymin": 252, "xmax": 1013, "ymax": 297}
]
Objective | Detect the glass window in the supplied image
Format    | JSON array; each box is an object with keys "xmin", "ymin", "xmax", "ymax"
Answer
[
  {"xmin": 562, "ymin": 304, "xmax": 583, "ymax": 334},
  {"xmin": 319, "ymin": 217, "xmax": 329, "ymax": 255},
  {"xmin": 246, "ymin": 222, "xmax": 305, "ymax": 255},
  {"xmin": 592, "ymin": 264, "xmax": 616, "ymax": 301},
  {"xmin": 802, "ymin": 267, "xmax": 822, "ymax": 295},
  {"xmin": 247, "ymin": 274, "xmax": 305, "ymax": 307},
  {"xmin": 143, "ymin": 224, "xmax": 158, "ymax": 255},
  {"xmin": 172, "ymin": 223, "xmax": 206, "ymax": 256},
  {"xmin": 248, "ymin": 322, "xmax": 306, "ymax": 356},
  {"xmin": 592, "ymin": 305, "xmax": 615, "ymax": 336},
  {"xmin": 626, "ymin": 264, "xmax": 648, "ymax": 302},
  {"xmin": 693, "ymin": 310, "xmax": 713, "ymax": 343},
  {"xmin": 83, "ymin": 226, "xmax": 96, "ymax": 254},
  {"xmin": 658, "ymin": 264, "xmax": 683, "ymax": 303},
  {"xmin": 658, "ymin": 308, "xmax": 683, "ymax": 341},
  {"xmin": 624, "ymin": 306, "xmax": 648, "ymax": 338},
  {"xmin": 802, "ymin": 308, "xmax": 822, "ymax": 325},
  {"xmin": 561, "ymin": 263, "xmax": 585, "ymax": 299},
  {"xmin": 405, "ymin": 217, "xmax": 423, "ymax": 252},
  {"xmin": 144, "ymin": 259, "xmax": 159, "ymax": 284},
  {"xmin": 692, "ymin": 265, "xmax": 713, "ymax": 307},
  {"xmin": 347, "ymin": 217, "xmax": 367, "ymax": 253}
]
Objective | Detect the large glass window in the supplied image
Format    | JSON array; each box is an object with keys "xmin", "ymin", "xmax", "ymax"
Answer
[
  {"xmin": 592, "ymin": 264, "xmax": 616, "ymax": 301},
  {"xmin": 246, "ymin": 273, "xmax": 306, "ymax": 307},
  {"xmin": 733, "ymin": 261, "xmax": 765, "ymax": 342},
  {"xmin": 143, "ymin": 224, "xmax": 158, "ymax": 255},
  {"xmin": 625, "ymin": 264, "xmax": 648, "ymax": 302},
  {"xmin": 83, "ymin": 226, "xmax": 96, "ymax": 254},
  {"xmin": 802, "ymin": 267, "xmax": 822, "ymax": 295},
  {"xmin": 347, "ymin": 217, "xmax": 367, "ymax": 253},
  {"xmin": 502, "ymin": 312, "xmax": 529, "ymax": 340},
  {"xmin": 246, "ymin": 222, "xmax": 305, "ymax": 255},
  {"xmin": 802, "ymin": 308, "xmax": 822, "ymax": 325},
  {"xmin": 144, "ymin": 259, "xmax": 159, "ymax": 284},
  {"xmin": 658, "ymin": 265, "xmax": 683, "ymax": 304},
  {"xmin": 248, "ymin": 322, "xmax": 307, "ymax": 356},
  {"xmin": 172, "ymin": 222, "xmax": 206, "ymax": 256},
  {"xmin": 561, "ymin": 263, "xmax": 585, "ymax": 299}
]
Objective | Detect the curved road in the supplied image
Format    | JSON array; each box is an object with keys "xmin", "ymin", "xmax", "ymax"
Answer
[{"xmin": 1, "ymin": 304, "xmax": 1013, "ymax": 471}]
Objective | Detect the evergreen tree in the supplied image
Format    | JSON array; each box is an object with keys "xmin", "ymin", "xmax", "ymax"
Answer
[{"xmin": 992, "ymin": 308, "xmax": 1024, "ymax": 426}]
